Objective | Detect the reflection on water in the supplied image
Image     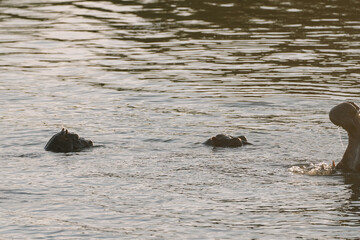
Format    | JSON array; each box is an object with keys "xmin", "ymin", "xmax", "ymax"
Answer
[{"xmin": 1, "ymin": 0, "xmax": 360, "ymax": 239}]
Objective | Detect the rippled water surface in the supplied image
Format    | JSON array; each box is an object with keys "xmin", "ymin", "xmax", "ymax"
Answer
[{"xmin": 1, "ymin": 0, "xmax": 360, "ymax": 239}]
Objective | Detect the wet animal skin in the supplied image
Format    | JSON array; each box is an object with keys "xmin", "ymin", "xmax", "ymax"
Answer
[
  {"xmin": 329, "ymin": 102, "xmax": 360, "ymax": 172},
  {"xmin": 204, "ymin": 134, "xmax": 252, "ymax": 148},
  {"xmin": 45, "ymin": 128, "xmax": 93, "ymax": 153}
]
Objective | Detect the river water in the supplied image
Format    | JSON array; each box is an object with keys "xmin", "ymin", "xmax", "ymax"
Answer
[{"xmin": 1, "ymin": 0, "xmax": 360, "ymax": 239}]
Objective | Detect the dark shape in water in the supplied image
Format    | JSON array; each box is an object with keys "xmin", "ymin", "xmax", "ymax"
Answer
[
  {"xmin": 45, "ymin": 128, "xmax": 93, "ymax": 153},
  {"xmin": 329, "ymin": 102, "xmax": 360, "ymax": 172},
  {"xmin": 204, "ymin": 134, "xmax": 252, "ymax": 148}
]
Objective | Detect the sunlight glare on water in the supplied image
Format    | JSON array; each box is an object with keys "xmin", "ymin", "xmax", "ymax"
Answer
[{"xmin": 1, "ymin": 0, "xmax": 360, "ymax": 239}]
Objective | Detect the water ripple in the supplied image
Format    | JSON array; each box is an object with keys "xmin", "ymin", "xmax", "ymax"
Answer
[{"xmin": 1, "ymin": 0, "xmax": 360, "ymax": 239}]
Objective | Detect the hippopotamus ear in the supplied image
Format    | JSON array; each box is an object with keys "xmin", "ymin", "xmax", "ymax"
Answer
[
  {"xmin": 238, "ymin": 136, "xmax": 252, "ymax": 145},
  {"xmin": 231, "ymin": 138, "xmax": 243, "ymax": 147},
  {"xmin": 211, "ymin": 136, "xmax": 222, "ymax": 146},
  {"xmin": 349, "ymin": 102, "xmax": 360, "ymax": 111},
  {"xmin": 238, "ymin": 136, "xmax": 248, "ymax": 142}
]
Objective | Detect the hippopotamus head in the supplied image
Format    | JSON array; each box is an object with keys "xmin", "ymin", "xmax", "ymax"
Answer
[
  {"xmin": 329, "ymin": 102, "xmax": 360, "ymax": 172},
  {"xmin": 45, "ymin": 128, "xmax": 93, "ymax": 153},
  {"xmin": 204, "ymin": 134, "xmax": 252, "ymax": 148}
]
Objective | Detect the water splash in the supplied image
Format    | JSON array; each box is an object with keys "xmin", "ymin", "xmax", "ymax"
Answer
[{"xmin": 289, "ymin": 162, "xmax": 335, "ymax": 176}]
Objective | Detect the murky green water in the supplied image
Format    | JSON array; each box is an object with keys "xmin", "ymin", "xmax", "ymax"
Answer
[{"xmin": 1, "ymin": 0, "xmax": 360, "ymax": 239}]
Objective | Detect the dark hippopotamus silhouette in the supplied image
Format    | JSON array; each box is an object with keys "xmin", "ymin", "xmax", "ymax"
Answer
[
  {"xmin": 329, "ymin": 102, "xmax": 360, "ymax": 172},
  {"xmin": 45, "ymin": 128, "xmax": 93, "ymax": 153},
  {"xmin": 204, "ymin": 134, "xmax": 252, "ymax": 148}
]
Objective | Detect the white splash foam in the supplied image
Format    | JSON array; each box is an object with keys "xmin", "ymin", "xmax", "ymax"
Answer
[{"xmin": 289, "ymin": 162, "xmax": 335, "ymax": 176}]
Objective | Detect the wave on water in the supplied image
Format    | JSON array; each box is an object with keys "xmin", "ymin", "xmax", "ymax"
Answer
[{"xmin": 289, "ymin": 161, "xmax": 336, "ymax": 176}]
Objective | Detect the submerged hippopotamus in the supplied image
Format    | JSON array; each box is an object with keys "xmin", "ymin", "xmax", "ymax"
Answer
[
  {"xmin": 45, "ymin": 128, "xmax": 93, "ymax": 153},
  {"xmin": 204, "ymin": 134, "xmax": 252, "ymax": 147},
  {"xmin": 329, "ymin": 102, "xmax": 360, "ymax": 172}
]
